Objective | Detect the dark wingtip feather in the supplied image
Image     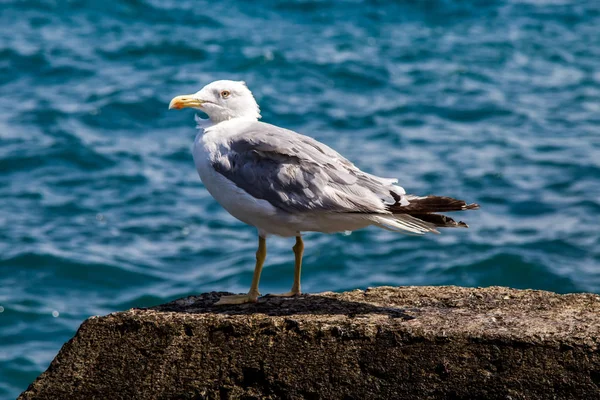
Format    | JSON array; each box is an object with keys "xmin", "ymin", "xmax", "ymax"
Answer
[
  {"xmin": 409, "ymin": 213, "xmax": 470, "ymax": 228},
  {"xmin": 389, "ymin": 196, "xmax": 481, "ymax": 214}
]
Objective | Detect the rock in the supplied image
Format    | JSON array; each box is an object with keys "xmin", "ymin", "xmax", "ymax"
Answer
[{"xmin": 19, "ymin": 286, "xmax": 600, "ymax": 399}]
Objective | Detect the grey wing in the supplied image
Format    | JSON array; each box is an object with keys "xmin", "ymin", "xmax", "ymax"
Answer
[{"xmin": 212, "ymin": 121, "xmax": 398, "ymax": 214}]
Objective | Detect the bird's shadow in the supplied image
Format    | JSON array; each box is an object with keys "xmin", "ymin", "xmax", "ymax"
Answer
[{"xmin": 149, "ymin": 292, "xmax": 415, "ymax": 320}]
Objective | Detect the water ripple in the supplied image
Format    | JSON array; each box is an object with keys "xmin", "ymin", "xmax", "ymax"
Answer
[{"xmin": 1, "ymin": 0, "xmax": 600, "ymax": 398}]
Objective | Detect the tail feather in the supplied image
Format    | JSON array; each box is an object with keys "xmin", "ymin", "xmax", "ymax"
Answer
[
  {"xmin": 388, "ymin": 195, "xmax": 480, "ymax": 214},
  {"xmin": 370, "ymin": 214, "xmax": 439, "ymax": 235},
  {"xmin": 385, "ymin": 194, "xmax": 479, "ymax": 231},
  {"xmin": 409, "ymin": 213, "xmax": 469, "ymax": 228}
]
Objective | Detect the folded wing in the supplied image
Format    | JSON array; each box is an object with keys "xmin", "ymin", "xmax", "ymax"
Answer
[{"xmin": 212, "ymin": 121, "xmax": 399, "ymax": 214}]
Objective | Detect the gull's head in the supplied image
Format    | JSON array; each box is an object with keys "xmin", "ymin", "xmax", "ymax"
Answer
[{"xmin": 169, "ymin": 80, "xmax": 261, "ymax": 123}]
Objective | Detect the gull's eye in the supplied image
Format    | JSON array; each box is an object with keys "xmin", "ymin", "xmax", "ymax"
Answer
[{"xmin": 220, "ymin": 90, "xmax": 231, "ymax": 99}]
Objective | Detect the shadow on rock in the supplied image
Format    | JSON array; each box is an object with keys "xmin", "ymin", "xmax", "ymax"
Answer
[{"xmin": 148, "ymin": 291, "xmax": 414, "ymax": 320}]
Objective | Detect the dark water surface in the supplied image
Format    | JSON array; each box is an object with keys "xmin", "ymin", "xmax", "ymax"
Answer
[{"xmin": 1, "ymin": 0, "xmax": 599, "ymax": 397}]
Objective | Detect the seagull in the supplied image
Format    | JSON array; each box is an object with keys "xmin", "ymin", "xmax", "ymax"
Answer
[{"xmin": 169, "ymin": 80, "xmax": 479, "ymax": 305}]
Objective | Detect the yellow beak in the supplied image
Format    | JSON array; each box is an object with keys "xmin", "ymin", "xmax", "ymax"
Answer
[{"xmin": 168, "ymin": 95, "xmax": 205, "ymax": 110}]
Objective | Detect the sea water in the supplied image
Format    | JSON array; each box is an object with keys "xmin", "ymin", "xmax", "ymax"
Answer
[{"xmin": 1, "ymin": 0, "xmax": 599, "ymax": 397}]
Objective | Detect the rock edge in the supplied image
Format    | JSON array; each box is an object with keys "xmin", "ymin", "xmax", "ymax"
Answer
[{"xmin": 19, "ymin": 286, "xmax": 600, "ymax": 399}]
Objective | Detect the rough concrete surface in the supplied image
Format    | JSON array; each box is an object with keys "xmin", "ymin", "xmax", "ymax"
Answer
[{"xmin": 18, "ymin": 286, "xmax": 600, "ymax": 399}]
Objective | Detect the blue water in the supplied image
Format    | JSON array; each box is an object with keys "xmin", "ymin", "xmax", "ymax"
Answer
[{"xmin": 1, "ymin": 0, "xmax": 599, "ymax": 397}]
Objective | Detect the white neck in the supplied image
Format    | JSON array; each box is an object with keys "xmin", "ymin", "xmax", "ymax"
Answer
[
  {"xmin": 195, "ymin": 114, "xmax": 214, "ymax": 130},
  {"xmin": 195, "ymin": 114, "xmax": 258, "ymax": 131},
  {"xmin": 211, "ymin": 109, "xmax": 260, "ymax": 124}
]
